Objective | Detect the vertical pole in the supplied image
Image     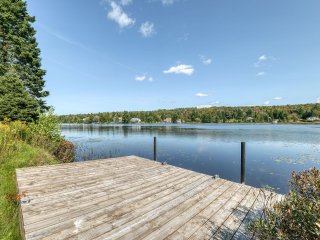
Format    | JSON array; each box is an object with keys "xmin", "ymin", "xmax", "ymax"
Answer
[
  {"xmin": 154, "ymin": 136, "xmax": 157, "ymax": 161},
  {"xmin": 241, "ymin": 142, "xmax": 246, "ymax": 184}
]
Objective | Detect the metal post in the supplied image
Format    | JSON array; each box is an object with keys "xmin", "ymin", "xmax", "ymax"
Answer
[
  {"xmin": 154, "ymin": 136, "xmax": 157, "ymax": 161},
  {"xmin": 241, "ymin": 142, "xmax": 246, "ymax": 184}
]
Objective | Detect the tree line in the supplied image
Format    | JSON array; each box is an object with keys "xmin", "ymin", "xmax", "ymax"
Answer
[{"xmin": 58, "ymin": 103, "xmax": 320, "ymax": 124}]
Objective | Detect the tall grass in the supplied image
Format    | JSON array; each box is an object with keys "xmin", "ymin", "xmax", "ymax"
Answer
[{"xmin": 0, "ymin": 114, "xmax": 75, "ymax": 239}]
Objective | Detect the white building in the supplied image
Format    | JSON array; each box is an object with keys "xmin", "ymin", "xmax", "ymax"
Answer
[
  {"xmin": 246, "ymin": 117, "xmax": 254, "ymax": 122},
  {"xmin": 306, "ymin": 117, "xmax": 320, "ymax": 121},
  {"xmin": 163, "ymin": 118, "xmax": 172, "ymax": 123},
  {"xmin": 130, "ymin": 118, "xmax": 141, "ymax": 123}
]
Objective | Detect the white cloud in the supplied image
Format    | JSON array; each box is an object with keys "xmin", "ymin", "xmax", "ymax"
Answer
[
  {"xmin": 197, "ymin": 105, "xmax": 212, "ymax": 109},
  {"xmin": 273, "ymin": 97, "xmax": 283, "ymax": 100},
  {"xmin": 195, "ymin": 93, "xmax": 208, "ymax": 97},
  {"xmin": 200, "ymin": 55, "xmax": 212, "ymax": 65},
  {"xmin": 256, "ymin": 72, "xmax": 266, "ymax": 76},
  {"xmin": 107, "ymin": 1, "xmax": 135, "ymax": 28},
  {"xmin": 162, "ymin": 0, "xmax": 175, "ymax": 5},
  {"xmin": 139, "ymin": 21, "xmax": 155, "ymax": 38},
  {"xmin": 163, "ymin": 64, "xmax": 194, "ymax": 75},
  {"xmin": 264, "ymin": 101, "xmax": 270, "ymax": 105},
  {"xmin": 135, "ymin": 74, "xmax": 154, "ymax": 82},
  {"xmin": 135, "ymin": 75, "xmax": 146, "ymax": 81},
  {"xmin": 317, "ymin": 97, "xmax": 320, "ymax": 103},
  {"xmin": 259, "ymin": 55, "xmax": 268, "ymax": 61}
]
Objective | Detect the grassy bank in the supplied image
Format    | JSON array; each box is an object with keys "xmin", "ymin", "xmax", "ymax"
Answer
[
  {"xmin": 0, "ymin": 117, "xmax": 74, "ymax": 240},
  {"xmin": 0, "ymin": 143, "xmax": 58, "ymax": 239}
]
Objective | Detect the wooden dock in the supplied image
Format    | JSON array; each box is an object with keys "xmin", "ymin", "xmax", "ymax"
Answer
[{"xmin": 16, "ymin": 156, "xmax": 279, "ymax": 240}]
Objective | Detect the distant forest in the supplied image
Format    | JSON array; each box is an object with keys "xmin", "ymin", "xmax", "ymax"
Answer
[{"xmin": 58, "ymin": 103, "xmax": 320, "ymax": 124}]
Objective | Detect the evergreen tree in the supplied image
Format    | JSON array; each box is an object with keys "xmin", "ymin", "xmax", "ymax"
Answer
[
  {"xmin": 0, "ymin": 0, "xmax": 49, "ymax": 111},
  {"xmin": 0, "ymin": 70, "xmax": 39, "ymax": 122}
]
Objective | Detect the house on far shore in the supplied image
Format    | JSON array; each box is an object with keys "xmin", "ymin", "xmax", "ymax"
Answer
[
  {"xmin": 306, "ymin": 116, "xmax": 320, "ymax": 121},
  {"xmin": 163, "ymin": 118, "xmax": 172, "ymax": 123},
  {"xmin": 130, "ymin": 118, "xmax": 141, "ymax": 123},
  {"xmin": 246, "ymin": 117, "xmax": 254, "ymax": 122}
]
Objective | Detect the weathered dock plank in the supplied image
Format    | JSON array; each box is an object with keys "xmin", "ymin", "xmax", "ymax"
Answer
[{"xmin": 16, "ymin": 155, "xmax": 280, "ymax": 240}]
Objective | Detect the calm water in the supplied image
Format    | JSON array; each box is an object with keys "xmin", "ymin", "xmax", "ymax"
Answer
[{"xmin": 60, "ymin": 123, "xmax": 320, "ymax": 194}]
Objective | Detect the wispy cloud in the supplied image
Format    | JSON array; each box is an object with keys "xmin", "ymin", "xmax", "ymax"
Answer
[
  {"xmin": 264, "ymin": 101, "xmax": 270, "ymax": 105},
  {"xmin": 255, "ymin": 55, "xmax": 271, "ymax": 67},
  {"xmin": 256, "ymin": 71, "xmax": 266, "ymax": 76},
  {"xmin": 195, "ymin": 93, "xmax": 208, "ymax": 97},
  {"xmin": 119, "ymin": 0, "xmax": 132, "ymax": 5},
  {"xmin": 200, "ymin": 55, "xmax": 212, "ymax": 65},
  {"xmin": 177, "ymin": 33, "xmax": 189, "ymax": 42},
  {"xmin": 139, "ymin": 21, "xmax": 155, "ymax": 38},
  {"xmin": 197, "ymin": 101, "xmax": 221, "ymax": 109},
  {"xmin": 259, "ymin": 55, "xmax": 268, "ymax": 61},
  {"xmin": 273, "ymin": 97, "xmax": 283, "ymax": 100},
  {"xmin": 107, "ymin": 1, "xmax": 135, "ymax": 28},
  {"xmin": 37, "ymin": 22, "xmax": 138, "ymax": 73},
  {"xmin": 196, "ymin": 105, "xmax": 212, "ymax": 109},
  {"xmin": 163, "ymin": 64, "xmax": 194, "ymax": 75},
  {"xmin": 162, "ymin": 0, "xmax": 175, "ymax": 5},
  {"xmin": 210, "ymin": 101, "xmax": 220, "ymax": 105},
  {"xmin": 36, "ymin": 23, "xmax": 90, "ymax": 51},
  {"xmin": 317, "ymin": 97, "xmax": 320, "ymax": 103},
  {"xmin": 135, "ymin": 74, "xmax": 153, "ymax": 82}
]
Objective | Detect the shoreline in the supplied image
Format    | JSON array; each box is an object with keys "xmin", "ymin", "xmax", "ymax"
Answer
[{"xmin": 59, "ymin": 121, "xmax": 320, "ymax": 125}]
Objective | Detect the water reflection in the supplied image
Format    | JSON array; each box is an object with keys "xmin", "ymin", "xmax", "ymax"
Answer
[{"xmin": 60, "ymin": 123, "xmax": 320, "ymax": 194}]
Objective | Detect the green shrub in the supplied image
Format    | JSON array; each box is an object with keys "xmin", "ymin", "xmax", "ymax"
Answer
[
  {"xmin": 0, "ymin": 110, "xmax": 74, "ymax": 163},
  {"xmin": 249, "ymin": 168, "xmax": 320, "ymax": 240},
  {"xmin": 26, "ymin": 109, "xmax": 62, "ymax": 144}
]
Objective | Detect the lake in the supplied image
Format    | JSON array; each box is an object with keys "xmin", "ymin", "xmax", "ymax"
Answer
[{"xmin": 60, "ymin": 123, "xmax": 320, "ymax": 194}]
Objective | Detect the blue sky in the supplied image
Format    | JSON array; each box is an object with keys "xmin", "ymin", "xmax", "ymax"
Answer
[{"xmin": 27, "ymin": 0, "xmax": 320, "ymax": 114}]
